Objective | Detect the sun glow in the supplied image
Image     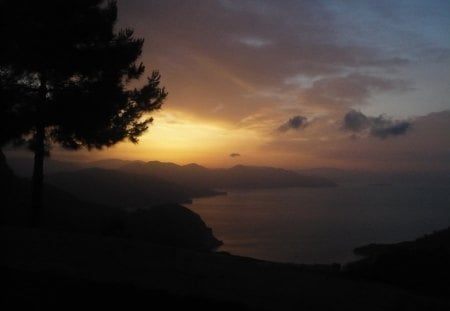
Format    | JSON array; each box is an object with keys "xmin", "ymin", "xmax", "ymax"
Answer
[{"xmin": 103, "ymin": 110, "xmax": 266, "ymax": 167}]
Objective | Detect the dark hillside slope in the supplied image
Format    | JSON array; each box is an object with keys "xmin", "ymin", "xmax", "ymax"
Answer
[
  {"xmin": 345, "ymin": 227, "xmax": 450, "ymax": 298},
  {"xmin": 46, "ymin": 168, "xmax": 222, "ymax": 209},
  {"xmin": 2, "ymin": 226, "xmax": 449, "ymax": 311},
  {"xmin": 121, "ymin": 161, "xmax": 337, "ymax": 189},
  {"xmin": 1, "ymin": 166, "xmax": 221, "ymax": 251}
]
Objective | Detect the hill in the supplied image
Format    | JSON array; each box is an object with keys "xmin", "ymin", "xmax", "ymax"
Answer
[
  {"xmin": 2, "ymin": 225, "xmax": 449, "ymax": 311},
  {"xmin": 345, "ymin": 227, "xmax": 450, "ymax": 298},
  {"xmin": 1, "ymin": 163, "xmax": 221, "ymax": 251},
  {"xmin": 6, "ymin": 157, "xmax": 337, "ymax": 190},
  {"xmin": 46, "ymin": 167, "xmax": 223, "ymax": 209},
  {"xmin": 3, "ymin": 154, "xmax": 449, "ymax": 309},
  {"xmin": 120, "ymin": 161, "xmax": 337, "ymax": 189}
]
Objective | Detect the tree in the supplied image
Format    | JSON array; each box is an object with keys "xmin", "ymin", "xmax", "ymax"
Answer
[{"xmin": 0, "ymin": 0, "xmax": 167, "ymax": 226}]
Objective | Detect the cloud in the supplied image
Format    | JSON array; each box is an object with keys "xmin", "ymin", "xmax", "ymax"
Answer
[
  {"xmin": 370, "ymin": 121, "xmax": 411, "ymax": 139},
  {"xmin": 278, "ymin": 115, "xmax": 308, "ymax": 132},
  {"xmin": 301, "ymin": 73, "xmax": 409, "ymax": 108},
  {"xmin": 342, "ymin": 110, "xmax": 370, "ymax": 131},
  {"xmin": 117, "ymin": 0, "xmax": 414, "ymax": 123},
  {"xmin": 260, "ymin": 110, "xmax": 450, "ymax": 171},
  {"xmin": 230, "ymin": 153, "xmax": 241, "ymax": 157},
  {"xmin": 116, "ymin": 0, "xmax": 449, "ymax": 172},
  {"xmin": 343, "ymin": 110, "xmax": 412, "ymax": 139}
]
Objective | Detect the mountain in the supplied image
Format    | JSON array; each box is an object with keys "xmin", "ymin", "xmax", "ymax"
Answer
[
  {"xmin": 1, "ymin": 163, "xmax": 221, "ymax": 251},
  {"xmin": 46, "ymin": 168, "xmax": 223, "ymax": 209},
  {"xmin": 6, "ymin": 156, "xmax": 336, "ymax": 189},
  {"xmin": 120, "ymin": 161, "xmax": 337, "ymax": 189},
  {"xmin": 7, "ymin": 156, "xmax": 83, "ymax": 177},
  {"xmin": 217, "ymin": 165, "xmax": 337, "ymax": 188},
  {"xmin": 87, "ymin": 158, "xmax": 145, "ymax": 170}
]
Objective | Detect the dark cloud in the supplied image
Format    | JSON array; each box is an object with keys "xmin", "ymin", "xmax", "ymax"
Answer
[
  {"xmin": 343, "ymin": 110, "xmax": 412, "ymax": 139},
  {"xmin": 230, "ymin": 153, "xmax": 241, "ymax": 157},
  {"xmin": 278, "ymin": 115, "xmax": 308, "ymax": 132},
  {"xmin": 343, "ymin": 110, "xmax": 370, "ymax": 131},
  {"xmin": 370, "ymin": 121, "xmax": 412, "ymax": 139}
]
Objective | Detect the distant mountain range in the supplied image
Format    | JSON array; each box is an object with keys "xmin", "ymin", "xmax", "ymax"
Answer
[
  {"xmin": 119, "ymin": 161, "xmax": 337, "ymax": 189},
  {"xmin": 7, "ymin": 157, "xmax": 335, "ymax": 187},
  {"xmin": 7, "ymin": 157, "xmax": 337, "ymax": 209}
]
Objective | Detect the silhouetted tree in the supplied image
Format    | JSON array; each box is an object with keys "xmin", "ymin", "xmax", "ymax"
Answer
[{"xmin": 0, "ymin": 0, "xmax": 167, "ymax": 226}]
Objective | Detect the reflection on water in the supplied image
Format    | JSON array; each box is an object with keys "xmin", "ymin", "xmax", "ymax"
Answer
[{"xmin": 188, "ymin": 184, "xmax": 450, "ymax": 264}]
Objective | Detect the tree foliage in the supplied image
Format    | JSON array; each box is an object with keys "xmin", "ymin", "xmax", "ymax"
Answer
[
  {"xmin": 0, "ymin": 0, "xmax": 166, "ymax": 150},
  {"xmin": 0, "ymin": 0, "xmax": 167, "ymax": 225}
]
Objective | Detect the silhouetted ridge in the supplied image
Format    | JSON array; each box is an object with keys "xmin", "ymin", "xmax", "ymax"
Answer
[
  {"xmin": 87, "ymin": 159, "xmax": 142, "ymax": 170},
  {"xmin": 120, "ymin": 161, "xmax": 337, "ymax": 189},
  {"xmin": 7, "ymin": 157, "xmax": 337, "ymax": 190}
]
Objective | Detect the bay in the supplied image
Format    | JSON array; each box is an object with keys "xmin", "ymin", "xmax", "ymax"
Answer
[{"xmin": 188, "ymin": 184, "xmax": 450, "ymax": 264}]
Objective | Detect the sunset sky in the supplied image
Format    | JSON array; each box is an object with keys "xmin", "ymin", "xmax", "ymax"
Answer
[{"xmin": 37, "ymin": 1, "xmax": 450, "ymax": 170}]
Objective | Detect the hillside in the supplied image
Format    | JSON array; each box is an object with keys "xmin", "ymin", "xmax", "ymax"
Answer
[
  {"xmin": 120, "ymin": 161, "xmax": 337, "ymax": 189},
  {"xmin": 345, "ymin": 227, "xmax": 450, "ymax": 298},
  {"xmin": 3, "ymin": 155, "xmax": 450, "ymax": 309},
  {"xmin": 6, "ymin": 157, "xmax": 335, "ymax": 200},
  {"xmin": 1, "ymin": 165, "xmax": 221, "ymax": 251},
  {"xmin": 46, "ymin": 168, "xmax": 223, "ymax": 209},
  {"xmin": 2, "ymin": 225, "xmax": 449, "ymax": 311}
]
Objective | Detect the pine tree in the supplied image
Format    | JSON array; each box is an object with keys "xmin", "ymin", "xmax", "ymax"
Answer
[{"xmin": 0, "ymin": 0, "xmax": 167, "ymax": 226}]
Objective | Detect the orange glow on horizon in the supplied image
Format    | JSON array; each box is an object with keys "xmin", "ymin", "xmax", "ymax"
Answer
[{"xmin": 99, "ymin": 110, "xmax": 272, "ymax": 167}]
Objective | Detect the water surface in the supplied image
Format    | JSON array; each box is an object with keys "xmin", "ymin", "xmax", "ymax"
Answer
[{"xmin": 188, "ymin": 184, "xmax": 450, "ymax": 264}]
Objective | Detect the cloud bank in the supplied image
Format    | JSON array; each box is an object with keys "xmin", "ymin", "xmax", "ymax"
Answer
[{"xmin": 343, "ymin": 110, "xmax": 412, "ymax": 139}]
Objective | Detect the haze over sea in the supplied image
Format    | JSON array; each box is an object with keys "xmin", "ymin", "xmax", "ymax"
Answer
[{"xmin": 188, "ymin": 184, "xmax": 450, "ymax": 264}]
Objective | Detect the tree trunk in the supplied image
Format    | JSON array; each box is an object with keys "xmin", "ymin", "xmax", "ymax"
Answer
[
  {"xmin": 0, "ymin": 148, "xmax": 12, "ymax": 176},
  {"xmin": 0, "ymin": 148, "xmax": 13, "ymax": 225},
  {"xmin": 30, "ymin": 76, "xmax": 47, "ymax": 227},
  {"xmin": 30, "ymin": 123, "xmax": 45, "ymax": 227}
]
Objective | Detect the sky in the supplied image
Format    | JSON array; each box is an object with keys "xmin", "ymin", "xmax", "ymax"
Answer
[{"xmin": 16, "ymin": 0, "xmax": 450, "ymax": 170}]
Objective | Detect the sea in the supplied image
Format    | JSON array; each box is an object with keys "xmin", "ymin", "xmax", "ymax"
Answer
[{"xmin": 187, "ymin": 184, "xmax": 450, "ymax": 265}]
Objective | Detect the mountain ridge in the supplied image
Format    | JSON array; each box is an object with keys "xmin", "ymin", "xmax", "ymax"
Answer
[{"xmin": 120, "ymin": 160, "xmax": 337, "ymax": 189}]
